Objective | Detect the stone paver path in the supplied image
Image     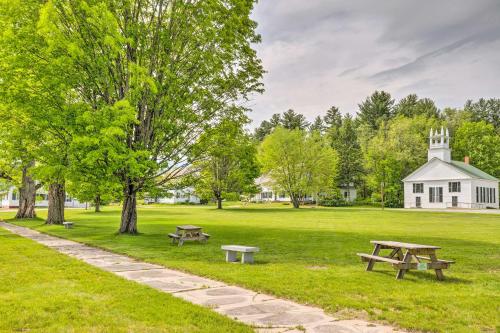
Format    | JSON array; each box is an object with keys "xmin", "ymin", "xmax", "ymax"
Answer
[{"xmin": 1, "ymin": 222, "xmax": 404, "ymax": 333}]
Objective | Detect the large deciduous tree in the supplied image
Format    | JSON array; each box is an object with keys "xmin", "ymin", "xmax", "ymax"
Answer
[
  {"xmin": 453, "ymin": 121, "xmax": 500, "ymax": 179},
  {"xmin": 37, "ymin": 0, "xmax": 263, "ymax": 233},
  {"xmin": 194, "ymin": 118, "xmax": 260, "ymax": 209},
  {"xmin": 364, "ymin": 116, "xmax": 439, "ymax": 207},
  {"xmin": 258, "ymin": 127, "xmax": 338, "ymax": 208}
]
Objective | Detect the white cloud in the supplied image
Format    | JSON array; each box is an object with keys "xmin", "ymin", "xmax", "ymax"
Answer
[{"xmin": 248, "ymin": 0, "xmax": 500, "ymax": 127}]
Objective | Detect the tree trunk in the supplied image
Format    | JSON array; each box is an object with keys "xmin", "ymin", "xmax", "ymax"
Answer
[
  {"xmin": 119, "ymin": 185, "xmax": 137, "ymax": 234},
  {"xmin": 46, "ymin": 183, "xmax": 65, "ymax": 224},
  {"xmin": 15, "ymin": 166, "xmax": 37, "ymax": 219},
  {"xmin": 290, "ymin": 193, "xmax": 300, "ymax": 208},
  {"xmin": 94, "ymin": 195, "xmax": 101, "ymax": 212},
  {"xmin": 217, "ymin": 197, "xmax": 222, "ymax": 209}
]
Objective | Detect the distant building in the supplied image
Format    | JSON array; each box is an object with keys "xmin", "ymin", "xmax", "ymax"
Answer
[
  {"xmin": 1, "ymin": 187, "xmax": 86, "ymax": 209},
  {"xmin": 340, "ymin": 183, "xmax": 357, "ymax": 202},
  {"xmin": 145, "ymin": 187, "xmax": 200, "ymax": 204},
  {"xmin": 251, "ymin": 176, "xmax": 356, "ymax": 203},
  {"xmin": 403, "ymin": 128, "xmax": 498, "ymax": 209}
]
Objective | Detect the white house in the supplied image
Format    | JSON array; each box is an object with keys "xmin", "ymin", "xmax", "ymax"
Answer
[
  {"xmin": 403, "ymin": 128, "xmax": 498, "ymax": 209},
  {"xmin": 1, "ymin": 187, "xmax": 87, "ymax": 209},
  {"xmin": 145, "ymin": 187, "xmax": 200, "ymax": 204},
  {"xmin": 251, "ymin": 176, "xmax": 356, "ymax": 203}
]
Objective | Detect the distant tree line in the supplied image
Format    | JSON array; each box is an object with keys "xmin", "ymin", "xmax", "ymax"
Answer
[{"xmin": 254, "ymin": 93, "xmax": 500, "ymax": 207}]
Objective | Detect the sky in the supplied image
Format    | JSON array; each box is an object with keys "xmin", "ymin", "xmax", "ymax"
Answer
[{"xmin": 248, "ymin": 0, "xmax": 500, "ymax": 126}]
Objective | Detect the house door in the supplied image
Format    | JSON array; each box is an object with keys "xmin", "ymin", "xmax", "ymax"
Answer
[
  {"xmin": 452, "ymin": 196, "xmax": 458, "ymax": 207},
  {"xmin": 415, "ymin": 197, "xmax": 421, "ymax": 208}
]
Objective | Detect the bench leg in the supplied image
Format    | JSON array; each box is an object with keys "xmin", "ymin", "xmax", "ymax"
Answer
[
  {"xmin": 396, "ymin": 251, "xmax": 411, "ymax": 280},
  {"xmin": 178, "ymin": 239, "xmax": 184, "ymax": 247},
  {"xmin": 241, "ymin": 252, "xmax": 254, "ymax": 264},
  {"xmin": 226, "ymin": 251, "xmax": 237, "ymax": 262},
  {"xmin": 366, "ymin": 244, "xmax": 381, "ymax": 271}
]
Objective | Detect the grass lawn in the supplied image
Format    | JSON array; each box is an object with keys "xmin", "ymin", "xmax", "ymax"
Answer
[
  {"xmin": 2, "ymin": 204, "xmax": 499, "ymax": 332},
  {"xmin": 0, "ymin": 227, "xmax": 252, "ymax": 333}
]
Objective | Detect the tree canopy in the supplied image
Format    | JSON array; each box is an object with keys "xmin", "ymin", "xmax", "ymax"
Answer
[{"xmin": 258, "ymin": 127, "xmax": 338, "ymax": 208}]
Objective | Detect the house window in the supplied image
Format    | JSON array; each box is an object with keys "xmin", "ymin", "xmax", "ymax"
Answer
[
  {"xmin": 261, "ymin": 192, "xmax": 273, "ymax": 199},
  {"xmin": 344, "ymin": 191, "xmax": 348, "ymax": 198},
  {"xmin": 11, "ymin": 191, "xmax": 17, "ymax": 201},
  {"xmin": 448, "ymin": 182, "xmax": 461, "ymax": 193},
  {"xmin": 413, "ymin": 183, "xmax": 424, "ymax": 193},
  {"xmin": 429, "ymin": 187, "xmax": 443, "ymax": 203},
  {"xmin": 279, "ymin": 192, "xmax": 286, "ymax": 199}
]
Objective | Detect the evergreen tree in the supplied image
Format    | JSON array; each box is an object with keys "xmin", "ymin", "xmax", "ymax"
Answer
[
  {"xmin": 323, "ymin": 106, "xmax": 342, "ymax": 130},
  {"xmin": 331, "ymin": 115, "xmax": 363, "ymax": 195},
  {"xmin": 357, "ymin": 91, "xmax": 395, "ymax": 130},
  {"xmin": 464, "ymin": 98, "xmax": 500, "ymax": 131},
  {"xmin": 394, "ymin": 94, "xmax": 439, "ymax": 118},
  {"xmin": 309, "ymin": 116, "xmax": 326, "ymax": 134},
  {"xmin": 281, "ymin": 109, "xmax": 310, "ymax": 130}
]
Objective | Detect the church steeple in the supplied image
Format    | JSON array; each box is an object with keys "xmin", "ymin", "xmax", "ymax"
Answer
[{"xmin": 428, "ymin": 127, "xmax": 451, "ymax": 162}]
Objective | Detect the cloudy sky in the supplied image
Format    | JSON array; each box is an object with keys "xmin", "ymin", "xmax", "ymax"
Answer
[{"xmin": 248, "ymin": 0, "xmax": 500, "ymax": 126}]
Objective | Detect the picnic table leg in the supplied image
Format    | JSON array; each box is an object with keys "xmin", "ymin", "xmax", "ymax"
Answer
[
  {"xmin": 429, "ymin": 253, "xmax": 445, "ymax": 281},
  {"xmin": 396, "ymin": 251, "xmax": 411, "ymax": 280},
  {"xmin": 178, "ymin": 238, "xmax": 184, "ymax": 247},
  {"xmin": 366, "ymin": 244, "xmax": 381, "ymax": 271}
]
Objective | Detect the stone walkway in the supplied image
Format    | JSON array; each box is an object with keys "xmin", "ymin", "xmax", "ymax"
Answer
[{"xmin": 0, "ymin": 222, "xmax": 404, "ymax": 333}]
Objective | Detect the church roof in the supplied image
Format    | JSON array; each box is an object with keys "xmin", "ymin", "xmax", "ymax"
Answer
[
  {"xmin": 402, "ymin": 157, "xmax": 498, "ymax": 182},
  {"xmin": 449, "ymin": 160, "xmax": 498, "ymax": 181}
]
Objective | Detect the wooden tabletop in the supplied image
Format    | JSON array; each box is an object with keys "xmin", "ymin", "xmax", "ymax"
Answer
[
  {"xmin": 370, "ymin": 240, "xmax": 440, "ymax": 250},
  {"xmin": 176, "ymin": 225, "xmax": 202, "ymax": 230}
]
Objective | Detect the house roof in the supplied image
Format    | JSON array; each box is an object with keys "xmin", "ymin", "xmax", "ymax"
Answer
[
  {"xmin": 449, "ymin": 160, "xmax": 498, "ymax": 181},
  {"xmin": 403, "ymin": 157, "xmax": 498, "ymax": 182}
]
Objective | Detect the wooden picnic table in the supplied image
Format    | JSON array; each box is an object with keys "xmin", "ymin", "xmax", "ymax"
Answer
[
  {"xmin": 168, "ymin": 225, "xmax": 210, "ymax": 246},
  {"xmin": 357, "ymin": 240, "xmax": 454, "ymax": 280}
]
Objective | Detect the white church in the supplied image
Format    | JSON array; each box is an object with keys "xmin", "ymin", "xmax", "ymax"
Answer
[{"xmin": 403, "ymin": 128, "xmax": 498, "ymax": 209}]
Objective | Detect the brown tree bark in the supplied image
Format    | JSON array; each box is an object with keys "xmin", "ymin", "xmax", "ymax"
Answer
[
  {"xmin": 94, "ymin": 195, "xmax": 101, "ymax": 212},
  {"xmin": 119, "ymin": 184, "xmax": 137, "ymax": 234},
  {"xmin": 15, "ymin": 166, "xmax": 38, "ymax": 219},
  {"xmin": 290, "ymin": 193, "xmax": 300, "ymax": 208},
  {"xmin": 217, "ymin": 197, "xmax": 222, "ymax": 209},
  {"xmin": 46, "ymin": 183, "xmax": 65, "ymax": 224}
]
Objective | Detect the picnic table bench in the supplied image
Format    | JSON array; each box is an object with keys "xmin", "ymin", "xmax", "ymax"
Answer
[
  {"xmin": 357, "ymin": 241, "xmax": 454, "ymax": 280},
  {"xmin": 221, "ymin": 245, "xmax": 259, "ymax": 264},
  {"xmin": 168, "ymin": 225, "xmax": 210, "ymax": 246}
]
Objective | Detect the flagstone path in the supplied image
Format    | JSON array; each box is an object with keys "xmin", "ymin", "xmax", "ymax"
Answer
[{"xmin": 1, "ymin": 221, "xmax": 404, "ymax": 333}]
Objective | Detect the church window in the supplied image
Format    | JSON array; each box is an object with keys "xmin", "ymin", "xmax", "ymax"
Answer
[
  {"xmin": 429, "ymin": 187, "xmax": 443, "ymax": 203},
  {"xmin": 413, "ymin": 183, "xmax": 424, "ymax": 193},
  {"xmin": 448, "ymin": 182, "xmax": 460, "ymax": 192}
]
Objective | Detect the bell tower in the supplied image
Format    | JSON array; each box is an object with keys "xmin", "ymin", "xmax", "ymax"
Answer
[{"xmin": 428, "ymin": 127, "xmax": 451, "ymax": 162}]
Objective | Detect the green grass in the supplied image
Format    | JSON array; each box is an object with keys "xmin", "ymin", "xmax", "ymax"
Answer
[
  {"xmin": 2, "ymin": 204, "xmax": 499, "ymax": 332},
  {"xmin": 0, "ymin": 227, "xmax": 252, "ymax": 333}
]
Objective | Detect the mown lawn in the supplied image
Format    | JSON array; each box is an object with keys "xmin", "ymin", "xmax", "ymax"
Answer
[
  {"xmin": 2, "ymin": 204, "xmax": 499, "ymax": 332},
  {"xmin": 0, "ymin": 227, "xmax": 252, "ymax": 333}
]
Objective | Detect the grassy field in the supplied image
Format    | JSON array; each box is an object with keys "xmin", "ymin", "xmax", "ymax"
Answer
[
  {"xmin": 0, "ymin": 227, "xmax": 252, "ymax": 333},
  {"xmin": 2, "ymin": 204, "xmax": 499, "ymax": 332}
]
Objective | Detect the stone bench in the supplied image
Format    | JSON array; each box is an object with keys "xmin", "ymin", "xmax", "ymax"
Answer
[
  {"xmin": 221, "ymin": 245, "xmax": 259, "ymax": 264},
  {"xmin": 62, "ymin": 222, "xmax": 74, "ymax": 229}
]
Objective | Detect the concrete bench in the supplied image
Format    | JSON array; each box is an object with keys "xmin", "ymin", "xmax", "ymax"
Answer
[
  {"xmin": 221, "ymin": 245, "xmax": 259, "ymax": 264},
  {"xmin": 62, "ymin": 222, "xmax": 74, "ymax": 229}
]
